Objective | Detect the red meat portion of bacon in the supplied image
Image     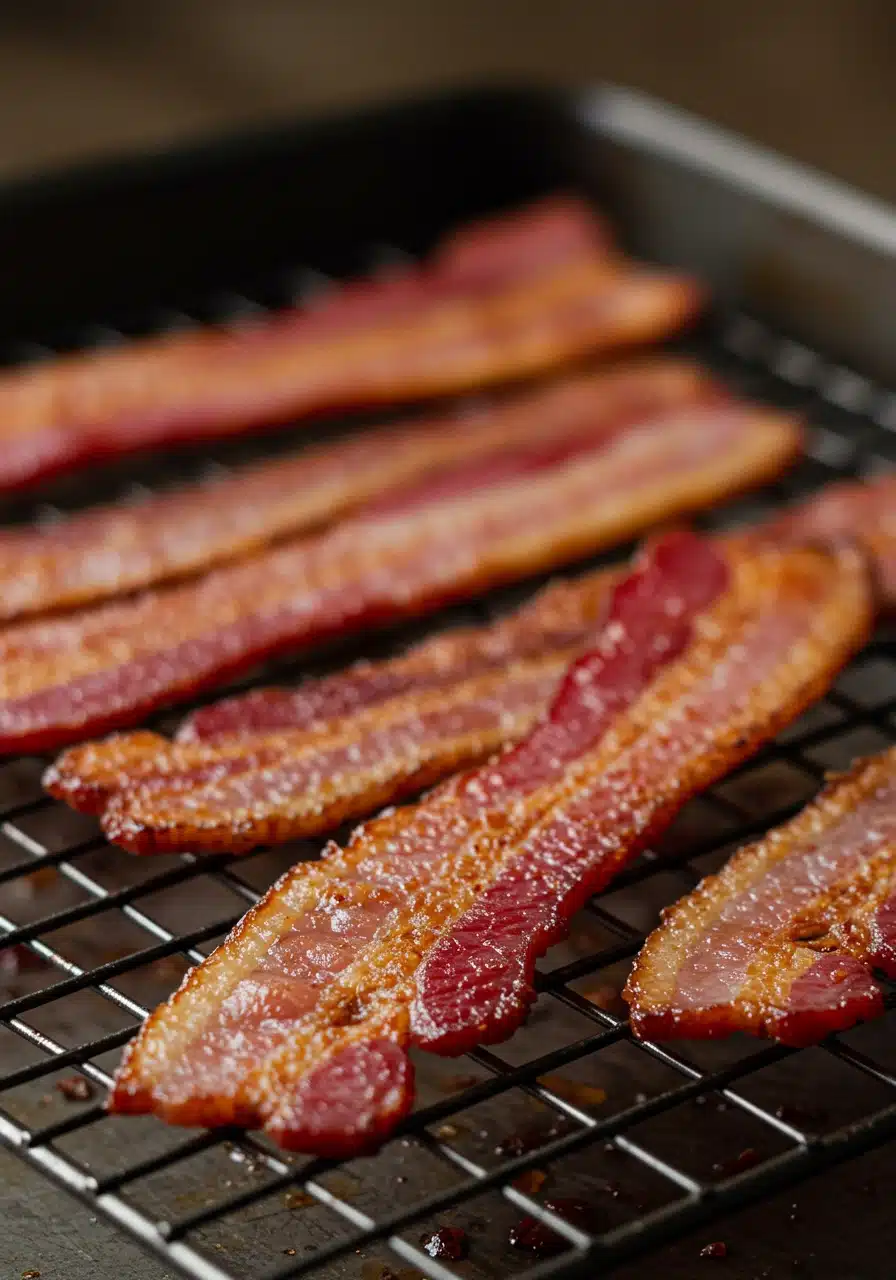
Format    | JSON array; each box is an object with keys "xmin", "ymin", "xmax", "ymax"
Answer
[
  {"xmin": 0, "ymin": 400, "xmax": 799, "ymax": 755},
  {"xmin": 763, "ymin": 470, "xmax": 896, "ymax": 612},
  {"xmin": 625, "ymin": 746, "xmax": 896, "ymax": 1047},
  {"xmin": 179, "ymin": 563, "xmax": 617, "ymax": 743},
  {"xmin": 0, "ymin": 197, "xmax": 705, "ymax": 495},
  {"xmin": 49, "ymin": 658, "xmax": 570, "ymax": 851},
  {"xmin": 45, "ymin": 566, "xmax": 618, "ymax": 842},
  {"xmin": 0, "ymin": 359, "xmax": 708, "ymax": 622},
  {"xmin": 109, "ymin": 536, "xmax": 871, "ymax": 1155}
]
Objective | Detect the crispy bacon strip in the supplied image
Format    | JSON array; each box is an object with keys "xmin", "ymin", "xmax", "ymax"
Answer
[
  {"xmin": 162, "ymin": 470, "xmax": 896, "ymax": 743},
  {"xmin": 0, "ymin": 197, "xmax": 705, "ymax": 494},
  {"xmin": 626, "ymin": 747, "xmax": 896, "ymax": 1046},
  {"xmin": 52, "ymin": 658, "xmax": 573, "ymax": 853},
  {"xmin": 0, "ymin": 359, "xmax": 710, "ymax": 622},
  {"xmin": 109, "ymin": 536, "xmax": 871, "ymax": 1154},
  {"xmin": 52, "ymin": 466, "xmax": 895, "ymax": 849},
  {"xmin": 46, "ymin": 564, "xmax": 616, "ymax": 822},
  {"xmin": 763, "ymin": 471, "xmax": 896, "ymax": 611},
  {"xmin": 178, "ymin": 564, "xmax": 617, "ymax": 744},
  {"xmin": 0, "ymin": 401, "xmax": 798, "ymax": 755}
]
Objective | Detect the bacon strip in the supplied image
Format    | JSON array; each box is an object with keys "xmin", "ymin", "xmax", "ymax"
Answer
[
  {"xmin": 0, "ymin": 359, "xmax": 710, "ymax": 622},
  {"xmin": 625, "ymin": 746, "xmax": 896, "ymax": 1047},
  {"xmin": 109, "ymin": 536, "xmax": 871, "ymax": 1154},
  {"xmin": 763, "ymin": 471, "xmax": 896, "ymax": 611},
  {"xmin": 51, "ymin": 466, "xmax": 894, "ymax": 849},
  {"xmin": 53, "ymin": 659, "xmax": 573, "ymax": 853},
  {"xmin": 178, "ymin": 565, "xmax": 617, "ymax": 744},
  {"xmin": 0, "ymin": 197, "xmax": 704, "ymax": 494},
  {"xmin": 161, "ymin": 470, "xmax": 896, "ymax": 742},
  {"xmin": 46, "ymin": 563, "xmax": 616, "ymax": 824},
  {"xmin": 0, "ymin": 401, "xmax": 798, "ymax": 755}
]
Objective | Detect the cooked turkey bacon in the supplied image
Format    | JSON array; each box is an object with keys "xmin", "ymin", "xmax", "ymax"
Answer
[
  {"xmin": 0, "ymin": 401, "xmax": 798, "ymax": 754},
  {"xmin": 0, "ymin": 359, "xmax": 709, "ymax": 622},
  {"xmin": 626, "ymin": 747, "xmax": 896, "ymax": 1047},
  {"xmin": 110, "ymin": 536, "xmax": 871, "ymax": 1155},
  {"xmin": 0, "ymin": 196, "xmax": 706, "ymax": 494}
]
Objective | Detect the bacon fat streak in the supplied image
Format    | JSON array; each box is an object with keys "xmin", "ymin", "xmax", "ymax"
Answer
[
  {"xmin": 0, "ymin": 401, "xmax": 798, "ymax": 754},
  {"xmin": 109, "ymin": 535, "xmax": 871, "ymax": 1155},
  {"xmin": 626, "ymin": 746, "xmax": 896, "ymax": 1046},
  {"xmin": 0, "ymin": 196, "xmax": 705, "ymax": 493}
]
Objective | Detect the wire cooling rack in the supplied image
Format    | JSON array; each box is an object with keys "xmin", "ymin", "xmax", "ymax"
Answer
[{"xmin": 0, "ymin": 282, "xmax": 895, "ymax": 1280}]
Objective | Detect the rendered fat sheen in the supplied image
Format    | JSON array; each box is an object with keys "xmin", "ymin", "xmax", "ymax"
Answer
[{"xmin": 108, "ymin": 535, "xmax": 871, "ymax": 1157}]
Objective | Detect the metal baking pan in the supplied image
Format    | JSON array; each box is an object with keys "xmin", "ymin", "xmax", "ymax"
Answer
[{"xmin": 0, "ymin": 85, "xmax": 894, "ymax": 1280}]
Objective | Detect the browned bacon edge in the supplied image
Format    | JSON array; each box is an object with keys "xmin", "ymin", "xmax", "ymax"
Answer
[
  {"xmin": 763, "ymin": 471, "xmax": 896, "ymax": 612},
  {"xmin": 0, "ymin": 400, "xmax": 799, "ymax": 755},
  {"xmin": 0, "ymin": 196, "xmax": 703, "ymax": 494},
  {"xmin": 108, "ymin": 536, "xmax": 871, "ymax": 1155},
  {"xmin": 173, "ymin": 469, "xmax": 896, "ymax": 745},
  {"xmin": 0, "ymin": 359, "xmax": 712, "ymax": 622},
  {"xmin": 45, "ymin": 565, "xmax": 616, "ymax": 832},
  {"xmin": 47, "ymin": 464, "xmax": 896, "ymax": 857},
  {"xmin": 625, "ymin": 746, "xmax": 896, "ymax": 1047}
]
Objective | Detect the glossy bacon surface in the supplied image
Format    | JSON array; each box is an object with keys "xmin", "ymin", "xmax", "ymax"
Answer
[
  {"xmin": 109, "ymin": 536, "xmax": 871, "ymax": 1154},
  {"xmin": 0, "ymin": 400, "xmax": 799, "ymax": 754},
  {"xmin": 0, "ymin": 197, "xmax": 704, "ymax": 494},
  {"xmin": 0, "ymin": 359, "xmax": 709, "ymax": 622},
  {"xmin": 626, "ymin": 747, "xmax": 896, "ymax": 1046},
  {"xmin": 764, "ymin": 471, "xmax": 896, "ymax": 611},
  {"xmin": 178, "ymin": 563, "xmax": 617, "ymax": 744},
  {"xmin": 46, "ymin": 565, "xmax": 618, "ymax": 834},
  {"xmin": 58, "ymin": 658, "xmax": 574, "ymax": 853}
]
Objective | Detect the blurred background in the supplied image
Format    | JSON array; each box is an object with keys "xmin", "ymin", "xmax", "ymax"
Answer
[{"xmin": 0, "ymin": 0, "xmax": 894, "ymax": 200}]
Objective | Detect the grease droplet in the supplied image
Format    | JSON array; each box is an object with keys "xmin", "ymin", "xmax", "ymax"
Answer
[
  {"xmin": 508, "ymin": 1198, "xmax": 592, "ymax": 1256},
  {"xmin": 420, "ymin": 1227, "xmax": 468, "ymax": 1261}
]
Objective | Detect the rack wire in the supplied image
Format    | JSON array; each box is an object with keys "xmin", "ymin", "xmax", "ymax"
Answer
[{"xmin": 0, "ymin": 270, "xmax": 894, "ymax": 1280}]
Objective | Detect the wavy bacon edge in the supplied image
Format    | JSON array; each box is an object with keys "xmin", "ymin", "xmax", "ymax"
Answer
[
  {"xmin": 2, "ymin": 401, "xmax": 800, "ymax": 756},
  {"xmin": 625, "ymin": 746, "xmax": 896, "ymax": 1046},
  {"xmin": 0, "ymin": 199, "xmax": 704, "ymax": 495},
  {"xmin": 763, "ymin": 471, "xmax": 896, "ymax": 613},
  {"xmin": 108, "ymin": 539, "xmax": 873, "ymax": 1155},
  {"xmin": 44, "ymin": 563, "xmax": 617, "ymax": 826},
  {"xmin": 68, "ymin": 661, "xmax": 573, "ymax": 854},
  {"xmin": 0, "ymin": 358, "xmax": 713, "ymax": 622}
]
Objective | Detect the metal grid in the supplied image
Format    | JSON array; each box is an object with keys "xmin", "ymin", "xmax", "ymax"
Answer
[{"xmin": 0, "ymin": 279, "xmax": 895, "ymax": 1280}]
